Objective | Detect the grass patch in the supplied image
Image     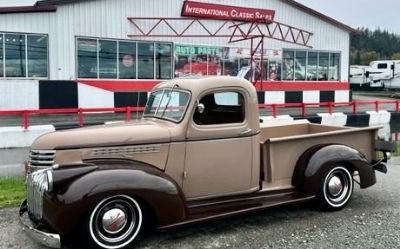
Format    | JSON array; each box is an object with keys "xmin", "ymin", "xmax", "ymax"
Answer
[{"xmin": 0, "ymin": 177, "xmax": 25, "ymax": 208}]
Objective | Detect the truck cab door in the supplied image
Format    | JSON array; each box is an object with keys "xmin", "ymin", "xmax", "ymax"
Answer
[{"xmin": 183, "ymin": 89, "xmax": 255, "ymax": 199}]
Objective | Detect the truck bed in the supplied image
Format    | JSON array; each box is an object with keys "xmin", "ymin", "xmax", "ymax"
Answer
[{"xmin": 259, "ymin": 120, "xmax": 380, "ymax": 191}]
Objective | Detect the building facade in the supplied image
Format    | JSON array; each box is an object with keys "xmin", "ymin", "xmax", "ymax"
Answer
[{"xmin": 0, "ymin": 0, "xmax": 354, "ymax": 110}]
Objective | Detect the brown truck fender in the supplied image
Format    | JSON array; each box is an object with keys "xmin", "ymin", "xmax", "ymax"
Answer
[
  {"xmin": 43, "ymin": 159, "xmax": 186, "ymax": 235},
  {"xmin": 292, "ymin": 144, "xmax": 376, "ymax": 196}
]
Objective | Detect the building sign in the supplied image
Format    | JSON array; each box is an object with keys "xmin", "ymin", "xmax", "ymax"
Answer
[
  {"xmin": 181, "ymin": 1, "xmax": 275, "ymax": 23},
  {"xmin": 175, "ymin": 44, "xmax": 220, "ymax": 55}
]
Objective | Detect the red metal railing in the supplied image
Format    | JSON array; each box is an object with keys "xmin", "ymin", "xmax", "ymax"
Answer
[
  {"xmin": 0, "ymin": 101, "xmax": 399, "ymax": 130},
  {"xmin": 0, "ymin": 107, "xmax": 144, "ymax": 130},
  {"xmin": 259, "ymin": 100, "xmax": 400, "ymax": 118}
]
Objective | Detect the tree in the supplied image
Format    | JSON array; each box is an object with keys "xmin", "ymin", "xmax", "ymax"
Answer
[
  {"xmin": 350, "ymin": 27, "xmax": 400, "ymax": 64},
  {"xmin": 391, "ymin": 52, "xmax": 400, "ymax": 60},
  {"xmin": 360, "ymin": 51, "xmax": 379, "ymax": 65}
]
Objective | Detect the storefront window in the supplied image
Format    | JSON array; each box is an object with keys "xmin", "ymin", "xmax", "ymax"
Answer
[
  {"xmin": 175, "ymin": 44, "xmax": 222, "ymax": 77},
  {"xmin": 77, "ymin": 38, "xmax": 171, "ymax": 80},
  {"xmin": 174, "ymin": 44, "xmax": 192, "ymax": 77},
  {"xmin": 307, "ymin": 51, "xmax": 318, "ymax": 81},
  {"xmin": 0, "ymin": 33, "xmax": 49, "ymax": 78},
  {"xmin": 318, "ymin": 52, "xmax": 329, "ymax": 81},
  {"xmin": 98, "ymin": 40, "xmax": 117, "ymax": 79},
  {"xmin": 0, "ymin": 34, "xmax": 3, "ymax": 77},
  {"xmin": 261, "ymin": 60, "xmax": 269, "ymax": 80},
  {"xmin": 27, "ymin": 35, "xmax": 48, "ymax": 78},
  {"xmin": 137, "ymin": 42, "xmax": 154, "ymax": 79},
  {"xmin": 174, "ymin": 55, "xmax": 191, "ymax": 77},
  {"xmin": 119, "ymin": 41, "xmax": 136, "ymax": 79},
  {"xmin": 207, "ymin": 47, "xmax": 221, "ymax": 76},
  {"xmin": 282, "ymin": 51, "xmax": 294, "ymax": 80},
  {"xmin": 329, "ymin": 53, "xmax": 340, "ymax": 80},
  {"xmin": 268, "ymin": 59, "xmax": 281, "ymax": 81},
  {"xmin": 155, "ymin": 43, "xmax": 172, "ymax": 79},
  {"xmin": 223, "ymin": 60, "xmax": 239, "ymax": 77},
  {"xmin": 221, "ymin": 47, "xmax": 239, "ymax": 76},
  {"xmin": 190, "ymin": 46, "xmax": 209, "ymax": 76},
  {"xmin": 294, "ymin": 51, "xmax": 306, "ymax": 80},
  {"xmin": 77, "ymin": 38, "xmax": 98, "ymax": 78},
  {"xmin": 238, "ymin": 58, "xmax": 249, "ymax": 78},
  {"xmin": 238, "ymin": 58, "xmax": 266, "ymax": 82},
  {"xmin": 282, "ymin": 49, "xmax": 341, "ymax": 81},
  {"xmin": 5, "ymin": 34, "xmax": 26, "ymax": 77}
]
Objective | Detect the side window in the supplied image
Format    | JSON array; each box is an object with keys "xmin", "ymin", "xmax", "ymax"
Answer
[
  {"xmin": 377, "ymin": 63, "xmax": 388, "ymax": 69},
  {"xmin": 194, "ymin": 91, "xmax": 245, "ymax": 125}
]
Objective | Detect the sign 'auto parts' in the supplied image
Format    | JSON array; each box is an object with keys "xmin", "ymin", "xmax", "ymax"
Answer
[
  {"xmin": 175, "ymin": 44, "xmax": 221, "ymax": 56},
  {"xmin": 181, "ymin": 1, "xmax": 275, "ymax": 23}
]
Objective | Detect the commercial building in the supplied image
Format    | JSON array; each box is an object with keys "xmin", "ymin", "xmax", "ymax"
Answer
[{"xmin": 0, "ymin": 0, "xmax": 355, "ymax": 110}]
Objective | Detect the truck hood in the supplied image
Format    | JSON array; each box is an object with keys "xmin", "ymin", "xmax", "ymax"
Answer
[{"xmin": 31, "ymin": 120, "xmax": 171, "ymax": 150}]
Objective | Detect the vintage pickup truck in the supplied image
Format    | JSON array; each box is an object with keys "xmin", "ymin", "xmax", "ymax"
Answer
[{"xmin": 19, "ymin": 76, "xmax": 392, "ymax": 249}]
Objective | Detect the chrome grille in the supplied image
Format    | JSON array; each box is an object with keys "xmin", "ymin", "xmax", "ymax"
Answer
[
  {"xmin": 28, "ymin": 150, "xmax": 56, "ymax": 172},
  {"xmin": 26, "ymin": 171, "xmax": 47, "ymax": 220}
]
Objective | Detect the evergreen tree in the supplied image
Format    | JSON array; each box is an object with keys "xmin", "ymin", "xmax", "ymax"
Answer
[{"xmin": 351, "ymin": 28, "xmax": 400, "ymax": 64}]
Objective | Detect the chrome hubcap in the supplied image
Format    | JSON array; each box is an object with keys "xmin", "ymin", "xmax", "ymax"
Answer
[
  {"xmin": 328, "ymin": 175, "xmax": 343, "ymax": 197},
  {"xmin": 102, "ymin": 208, "xmax": 127, "ymax": 234},
  {"xmin": 323, "ymin": 167, "xmax": 353, "ymax": 207},
  {"xmin": 89, "ymin": 195, "xmax": 143, "ymax": 249}
]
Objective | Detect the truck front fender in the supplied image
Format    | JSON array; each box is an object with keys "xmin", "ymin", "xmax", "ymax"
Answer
[
  {"xmin": 43, "ymin": 159, "xmax": 186, "ymax": 235},
  {"xmin": 292, "ymin": 144, "xmax": 376, "ymax": 196}
]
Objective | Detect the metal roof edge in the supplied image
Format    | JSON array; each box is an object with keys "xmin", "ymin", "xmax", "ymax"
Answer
[
  {"xmin": 35, "ymin": 0, "xmax": 88, "ymax": 6},
  {"xmin": 0, "ymin": 5, "xmax": 57, "ymax": 14},
  {"xmin": 15, "ymin": 0, "xmax": 358, "ymax": 34}
]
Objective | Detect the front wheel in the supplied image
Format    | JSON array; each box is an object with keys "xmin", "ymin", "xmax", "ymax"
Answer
[
  {"xmin": 317, "ymin": 165, "xmax": 354, "ymax": 211},
  {"xmin": 87, "ymin": 195, "xmax": 143, "ymax": 249}
]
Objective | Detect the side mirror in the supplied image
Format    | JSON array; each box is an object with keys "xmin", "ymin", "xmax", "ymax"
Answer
[{"xmin": 197, "ymin": 103, "xmax": 205, "ymax": 114}]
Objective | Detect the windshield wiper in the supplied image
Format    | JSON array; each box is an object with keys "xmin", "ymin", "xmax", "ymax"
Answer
[
  {"xmin": 154, "ymin": 88, "xmax": 166, "ymax": 117},
  {"xmin": 160, "ymin": 84, "xmax": 179, "ymax": 119}
]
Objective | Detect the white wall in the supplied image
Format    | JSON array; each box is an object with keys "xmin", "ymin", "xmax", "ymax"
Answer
[
  {"xmin": 78, "ymin": 83, "xmax": 114, "ymax": 108},
  {"xmin": 0, "ymin": 0, "xmax": 351, "ymax": 81},
  {"xmin": 0, "ymin": 80, "xmax": 39, "ymax": 109}
]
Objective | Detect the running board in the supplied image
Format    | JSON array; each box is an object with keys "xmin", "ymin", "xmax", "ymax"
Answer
[{"xmin": 159, "ymin": 192, "xmax": 314, "ymax": 230}]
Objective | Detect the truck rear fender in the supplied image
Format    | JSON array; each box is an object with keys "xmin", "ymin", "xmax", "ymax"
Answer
[
  {"xmin": 45, "ymin": 159, "xmax": 186, "ymax": 235},
  {"xmin": 292, "ymin": 144, "xmax": 376, "ymax": 195}
]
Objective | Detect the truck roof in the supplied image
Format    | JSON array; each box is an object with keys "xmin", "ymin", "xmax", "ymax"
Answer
[{"xmin": 154, "ymin": 76, "xmax": 257, "ymax": 97}]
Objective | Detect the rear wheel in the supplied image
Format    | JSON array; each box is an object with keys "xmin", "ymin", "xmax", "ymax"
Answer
[
  {"xmin": 317, "ymin": 165, "xmax": 354, "ymax": 211},
  {"xmin": 87, "ymin": 195, "xmax": 143, "ymax": 249}
]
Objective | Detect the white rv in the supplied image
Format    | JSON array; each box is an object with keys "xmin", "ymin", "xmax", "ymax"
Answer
[
  {"xmin": 350, "ymin": 65, "xmax": 372, "ymax": 85},
  {"xmin": 350, "ymin": 60, "xmax": 400, "ymax": 89}
]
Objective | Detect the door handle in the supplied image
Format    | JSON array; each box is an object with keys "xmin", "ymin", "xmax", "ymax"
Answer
[{"xmin": 239, "ymin": 128, "xmax": 252, "ymax": 136}]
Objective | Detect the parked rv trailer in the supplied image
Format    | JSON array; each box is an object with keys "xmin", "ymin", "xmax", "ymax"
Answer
[
  {"xmin": 350, "ymin": 65, "xmax": 372, "ymax": 86},
  {"xmin": 350, "ymin": 60, "xmax": 400, "ymax": 90}
]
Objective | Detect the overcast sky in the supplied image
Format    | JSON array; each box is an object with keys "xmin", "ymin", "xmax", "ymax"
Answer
[
  {"xmin": 0, "ymin": 0, "xmax": 399, "ymax": 34},
  {"xmin": 296, "ymin": 0, "xmax": 399, "ymax": 33}
]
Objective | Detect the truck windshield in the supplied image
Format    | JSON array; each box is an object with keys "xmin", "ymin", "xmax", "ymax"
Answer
[{"xmin": 143, "ymin": 88, "xmax": 190, "ymax": 122}]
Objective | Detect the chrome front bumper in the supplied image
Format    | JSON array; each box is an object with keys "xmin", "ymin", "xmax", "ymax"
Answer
[{"xmin": 19, "ymin": 200, "xmax": 61, "ymax": 248}]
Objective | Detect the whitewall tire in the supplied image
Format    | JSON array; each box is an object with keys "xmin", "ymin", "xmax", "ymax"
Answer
[
  {"xmin": 317, "ymin": 166, "xmax": 354, "ymax": 211},
  {"xmin": 88, "ymin": 195, "xmax": 143, "ymax": 249}
]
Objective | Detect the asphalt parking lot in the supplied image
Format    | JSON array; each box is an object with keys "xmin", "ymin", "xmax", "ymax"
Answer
[{"xmin": 1, "ymin": 157, "xmax": 399, "ymax": 249}]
